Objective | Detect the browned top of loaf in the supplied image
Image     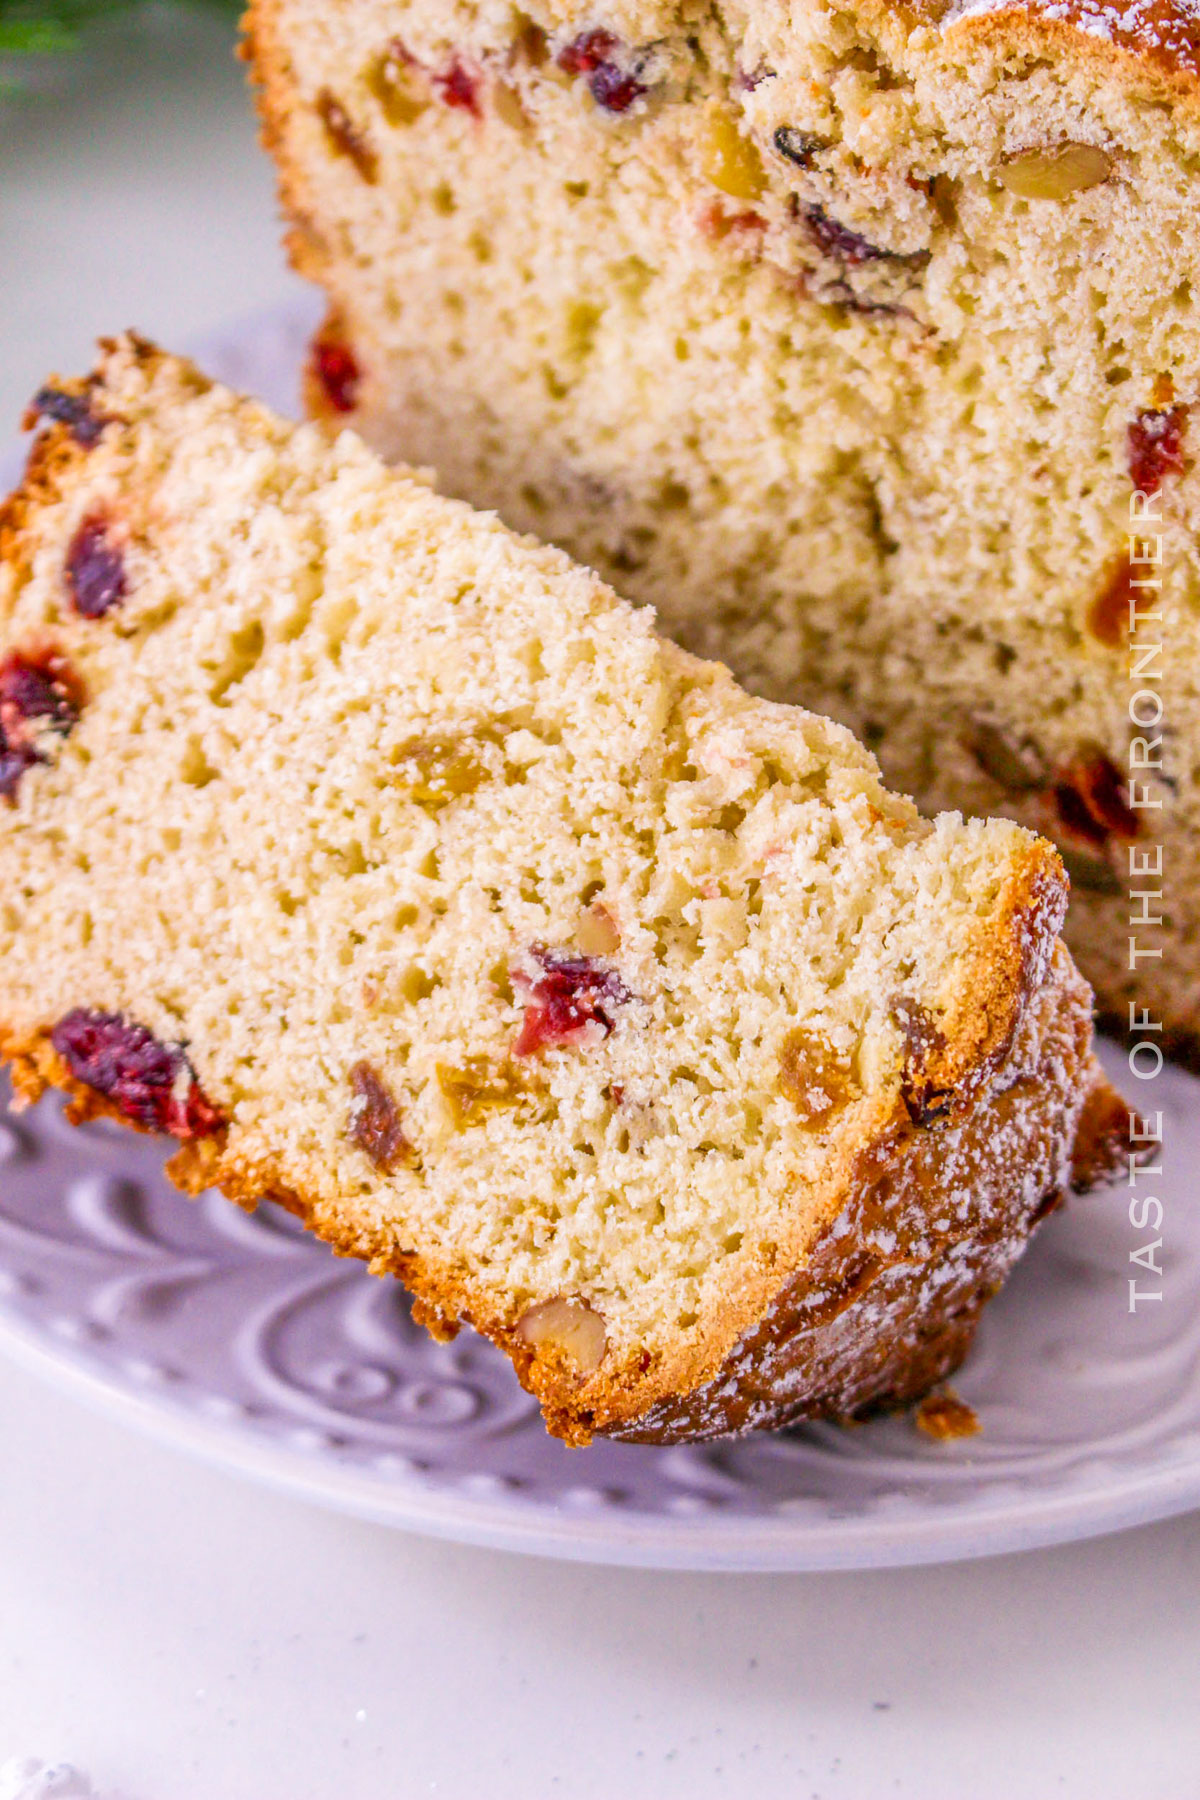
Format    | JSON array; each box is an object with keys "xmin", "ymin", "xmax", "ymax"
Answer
[{"xmin": 921, "ymin": 0, "xmax": 1200, "ymax": 95}]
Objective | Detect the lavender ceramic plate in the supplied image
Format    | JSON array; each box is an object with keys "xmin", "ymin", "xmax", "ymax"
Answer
[{"xmin": 1, "ymin": 308, "xmax": 1198, "ymax": 1570}]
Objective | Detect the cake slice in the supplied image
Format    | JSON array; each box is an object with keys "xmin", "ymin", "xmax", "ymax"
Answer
[
  {"xmin": 0, "ymin": 337, "xmax": 1116, "ymax": 1443},
  {"xmin": 247, "ymin": 0, "xmax": 1200, "ymax": 1056}
]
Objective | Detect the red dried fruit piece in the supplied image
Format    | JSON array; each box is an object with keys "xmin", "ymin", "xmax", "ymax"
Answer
[
  {"xmin": 50, "ymin": 1009, "xmax": 223, "ymax": 1139},
  {"xmin": 556, "ymin": 29, "xmax": 646, "ymax": 113},
  {"xmin": 1053, "ymin": 753, "xmax": 1139, "ymax": 846},
  {"xmin": 1087, "ymin": 553, "xmax": 1133, "ymax": 648},
  {"xmin": 349, "ymin": 1060, "xmax": 414, "ymax": 1173},
  {"xmin": 512, "ymin": 947, "xmax": 632, "ymax": 1056},
  {"xmin": 316, "ymin": 88, "xmax": 379, "ymax": 182},
  {"xmin": 27, "ymin": 384, "xmax": 110, "ymax": 448},
  {"xmin": 1128, "ymin": 405, "xmax": 1187, "ymax": 495},
  {"xmin": 0, "ymin": 647, "xmax": 82, "ymax": 800},
  {"xmin": 889, "ymin": 995, "xmax": 953, "ymax": 1126},
  {"xmin": 65, "ymin": 516, "xmax": 127, "ymax": 619},
  {"xmin": 432, "ymin": 57, "xmax": 481, "ymax": 115},
  {"xmin": 311, "ymin": 338, "xmax": 361, "ymax": 414},
  {"xmin": 700, "ymin": 202, "xmax": 768, "ymax": 240}
]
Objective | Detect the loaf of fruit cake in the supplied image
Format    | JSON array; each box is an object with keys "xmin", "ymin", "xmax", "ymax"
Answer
[
  {"xmin": 248, "ymin": 0, "xmax": 1200, "ymax": 1055},
  {"xmin": 0, "ymin": 337, "xmax": 1118, "ymax": 1443}
]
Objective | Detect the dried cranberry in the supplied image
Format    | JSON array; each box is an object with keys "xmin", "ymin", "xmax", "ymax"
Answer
[
  {"xmin": 50, "ymin": 1009, "xmax": 223, "ymax": 1139},
  {"xmin": 316, "ymin": 88, "xmax": 379, "ymax": 182},
  {"xmin": 512, "ymin": 948, "xmax": 632, "ymax": 1056},
  {"xmin": 432, "ymin": 57, "xmax": 481, "ymax": 115},
  {"xmin": 311, "ymin": 338, "xmax": 361, "ymax": 414},
  {"xmin": 65, "ymin": 516, "xmax": 127, "ymax": 618},
  {"xmin": 556, "ymin": 27, "xmax": 618, "ymax": 73},
  {"xmin": 1053, "ymin": 755, "xmax": 1139, "ymax": 846},
  {"xmin": 348, "ymin": 1060, "xmax": 413, "ymax": 1173},
  {"xmin": 701, "ymin": 203, "xmax": 767, "ymax": 239},
  {"xmin": 556, "ymin": 29, "xmax": 646, "ymax": 113},
  {"xmin": 0, "ymin": 648, "xmax": 81, "ymax": 800},
  {"xmin": 28, "ymin": 384, "xmax": 110, "ymax": 448},
  {"xmin": 1128, "ymin": 405, "xmax": 1187, "ymax": 495}
]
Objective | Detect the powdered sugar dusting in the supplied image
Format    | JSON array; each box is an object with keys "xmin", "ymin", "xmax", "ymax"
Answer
[{"xmin": 942, "ymin": 0, "xmax": 1200, "ymax": 76}]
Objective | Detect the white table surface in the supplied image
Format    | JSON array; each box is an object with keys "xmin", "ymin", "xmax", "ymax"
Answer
[{"xmin": 2, "ymin": 15, "xmax": 1199, "ymax": 1796}]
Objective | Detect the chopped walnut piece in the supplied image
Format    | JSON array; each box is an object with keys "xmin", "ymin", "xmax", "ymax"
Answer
[
  {"xmin": 777, "ymin": 1027, "xmax": 855, "ymax": 1124},
  {"xmin": 517, "ymin": 1295, "xmax": 607, "ymax": 1373},
  {"xmin": 998, "ymin": 142, "xmax": 1111, "ymax": 200},
  {"xmin": 348, "ymin": 1060, "xmax": 414, "ymax": 1173},
  {"xmin": 915, "ymin": 1388, "xmax": 980, "ymax": 1441},
  {"xmin": 574, "ymin": 902, "xmax": 620, "ymax": 957}
]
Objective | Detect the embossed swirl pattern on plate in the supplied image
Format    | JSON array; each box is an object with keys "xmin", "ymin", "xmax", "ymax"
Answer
[{"xmin": 1, "ymin": 307, "xmax": 1198, "ymax": 1566}]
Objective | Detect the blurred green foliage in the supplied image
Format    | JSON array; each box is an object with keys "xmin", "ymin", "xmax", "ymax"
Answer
[{"xmin": 0, "ymin": 0, "xmax": 241, "ymax": 58}]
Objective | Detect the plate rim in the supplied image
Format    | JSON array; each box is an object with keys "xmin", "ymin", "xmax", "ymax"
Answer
[
  {"xmin": 2, "ymin": 1300, "xmax": 1198, "ymax": 1571},
  {"xmin": 2, "ymin": 306, "xmax": 1199, "ymax": 1572}
]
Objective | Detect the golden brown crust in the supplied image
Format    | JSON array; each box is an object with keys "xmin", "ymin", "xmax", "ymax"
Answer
[
  {"xmin": 612, "ymin": 957, "xmax": 1097, "ymax": 1440},
  {"xmin": 933, "ymin": 0, "xmax": 1200, "ymax": 104},
  {"xmin": 2, "ymin": 917, "xmax": 1103, "ymax": 1447},
  {"xmin": 1070, "ymin": 1052, "xmax": 1131, "ymax": 1190}
]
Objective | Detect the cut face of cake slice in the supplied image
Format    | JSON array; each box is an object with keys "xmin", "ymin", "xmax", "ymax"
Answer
[
  {"xmin": 246, "ymin": 0, "xmax": 1200, "ymax": 1056},
  {"xmin": 0, "ymin": 337, "xmax": 1116, "ymax": 1443}
]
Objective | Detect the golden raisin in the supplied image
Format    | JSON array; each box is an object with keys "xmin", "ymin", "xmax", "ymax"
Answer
[
  {"xmin": 436, "ymin": 1056, "xmax": 528, "ymax": 1128},
  {"xmin": 702, "ymin": 106, "xmax": 765, "ymax": 201},
  {"xmin": 778, "ymin": 1027, "xmax": 855, "ymax": 1124},
  {"xmin": 390, "ymin": 736, "xmax": 487, "ymax": 808},
  {"xmin": 998, "ymin": 142, "xmax": 1111, "ymax": 200}
]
